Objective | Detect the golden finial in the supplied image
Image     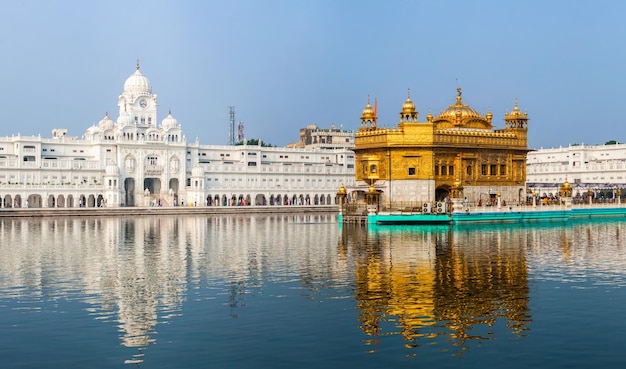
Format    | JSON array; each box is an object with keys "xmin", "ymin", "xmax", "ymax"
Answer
[{"xmin": 456, "ymin": 86, "xmax": 462, "ymax": 103}]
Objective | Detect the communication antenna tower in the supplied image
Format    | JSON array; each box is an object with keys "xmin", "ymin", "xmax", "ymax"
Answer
[
  {"xmin": 228, "ymin": 106, "xmax": 236, "ymax": 145},
  {"xmin": 237, "ymin": 121, "xmax": 245, "ymax": 143}
]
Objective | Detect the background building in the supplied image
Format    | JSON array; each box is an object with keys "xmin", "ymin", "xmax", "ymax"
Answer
[
  {"xmin": 288, "ymin": 124, "xmax": 354, "ymax": 150},
  {"xmin": 0, "ymin": 64, "xmax": 355, "ymax": 208},
  {"xmin": 526, "ymin": 142, "xmax": 626, "ymax": 202}
]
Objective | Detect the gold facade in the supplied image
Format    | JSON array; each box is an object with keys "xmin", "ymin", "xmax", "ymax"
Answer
[{"xmin": 353, "ymin": 88, "xmax": 530, "ymax": 208}]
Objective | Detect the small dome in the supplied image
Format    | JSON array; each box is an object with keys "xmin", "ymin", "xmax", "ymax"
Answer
[
  {"xmin": 192, "ymin": 166, "xmax": 205, "ymax": 177},
  {"xmin": 505, "ymin": 100, "xmax": 527, "ymax": 120},
  {"xmin": 337, "ymin": 184, "xmax": 347, "ymax": 196},
  {"xmin": 105, "ymin": 164, "xmax": 120, "ymax": 176},
  {"xmin": 98, "ymin": 112, "xmax": 115, "ymax": 130},
  {"xmin": 161, "ymin": 111, "xmax": 179, "ymax": 129},
  {"xmin": 401, "ymin": 89, "xmax": 416, "ymax": 114},
  {"xmin": 361, "ymin": 98, "xmax": 375, "ymax": 120},
  {"xmin": 117, "ymin": 111, "xmax": 134, "ymax": 127},
  {"xmin": 123, "ymin": 62, "xmax": 152, "ymax": 95},
  {"xmin": 86, "ymin": 125, "xmax": 102, "ymax": 135}
]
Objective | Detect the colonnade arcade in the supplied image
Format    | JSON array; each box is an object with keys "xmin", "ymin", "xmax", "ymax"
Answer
[
  {"xmin": 0, "ymin": 193, "xmax": 105, "ymax": 208},
  {"xmin": 203, "ymin": 193, "xmax": 336, "ymax": 206}
]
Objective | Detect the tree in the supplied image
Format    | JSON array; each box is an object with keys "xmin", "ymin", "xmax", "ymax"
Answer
[{"xmin": 235, "ymin": 138, "xmax": 274, "ymax": 147}]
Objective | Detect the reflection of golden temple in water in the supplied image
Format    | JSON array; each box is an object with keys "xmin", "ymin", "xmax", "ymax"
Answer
[
  {"xmin": 342, "ymin": 220, "xmax": 626, "ymax": 354},
  {"xmin": 343, "ymin": 224, "xmax": 536, "ymax": 353}
]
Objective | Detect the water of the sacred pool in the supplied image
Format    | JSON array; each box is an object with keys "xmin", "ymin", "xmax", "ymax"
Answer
[{"xmin": 1, "ymin": 214, "xmax": 625, "ymax": 368}]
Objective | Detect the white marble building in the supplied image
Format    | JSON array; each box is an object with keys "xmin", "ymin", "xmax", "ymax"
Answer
[
  {"xmin": 0, "ymin": 64, "xmax": 355, "ymax": 208},
  {"xmin": 526, "ymin": 142, "xmax": 626, "ymax": 200}
]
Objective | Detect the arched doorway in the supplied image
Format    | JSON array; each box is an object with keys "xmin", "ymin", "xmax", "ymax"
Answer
[
  {"xmin": 144, "ymin": 178, "xmax": 161, "ymax": 196},
  {"xmin": 28, "ymin": 194, "xmax": 42, "ymax": 208},
  {"xmin": 255, "ymin": 194, "xmax": 265, "ymax": 205},
  {"xmin": 169, "ymin": 178, "xmax": 179, "ymax": 204},
  {"xmin": 124, "ymin": 178, "xmax": 135, "ymax": 206},
  {"xmin": 57, "ymin": 195, "xmax": 66, "ymax": 208},
  {"xmin": 435, "ymin": 187, "xmax": 450, "ymax": 201}
]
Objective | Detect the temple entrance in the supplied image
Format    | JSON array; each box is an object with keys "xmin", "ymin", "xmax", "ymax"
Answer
[
  {"xmin": 144, "ymin": 178, "xmax": 162, "ymax": 206},
  {"xmin": 144, "ymin": 178, "xmax": 161, "ymax": 195},
  {"xmin": 124, "ymin": 178, "xmax": 135, "ymax": 206},
  {"xmin": 435, "ymin": 187, "xmax": 450, "ymax": 201},
  {"xmin": 169, "ymin": 178, "xmax": 179, "ymax": 204}
]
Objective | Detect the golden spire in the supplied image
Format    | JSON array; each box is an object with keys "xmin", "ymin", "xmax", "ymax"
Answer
[
  {"xmin": 402, "ymin": 88, "xmax": 416, "ymax": 114},
  {"xmin": 136, "ymin": 59, "xmax": 140, "ymax": 70},
  {"xmin": 361, "ymin": 95, "xmax": 375, "ymax": 121}
]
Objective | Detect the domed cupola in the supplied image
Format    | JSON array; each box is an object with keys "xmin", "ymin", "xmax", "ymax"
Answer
[
  {"xmin": 105, "ymin": 164, "xmax": 120, "ymax": 176},
  {"xmin": 399, "ymin": 88, "xmax": 418, "ymax": 122},
  {"xmin": 504, "ymin": 99, "xmax": 528, "ymax": 130},
  {"xmin": 359, "ymin": 96, "xmax": 377, "ymax": 131},
  {"xmin": 433, "ymin": 87, "xmax": 491, "ymax": 129},
  {"xmin": 123, "ymin": 61, "xmax": 152, "ymax": 95},
  {"xmin": 98, "ymin": 112, "xmax": 115, "ymax": 130},
  {"xmin": 85, "ymin": 124, "xmax": 102, "ymax": 137},
  {"xmin": 161, "ymin": 110, "xmax": 179, "ymax": 130},
  {"xmin": 117, "ymin": 110, "xmax": 134, "ymax": 127}
]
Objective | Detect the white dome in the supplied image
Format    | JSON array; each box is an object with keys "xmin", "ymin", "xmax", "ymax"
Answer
[
  {"xmin": 105, "ymin": 164, "xmax": 120, "ymax": 176},
  {"xmin": 117, "ymin": 111, "xmax": 134, "ymax": 127},
  {"xmin": 98, "ymin": 113, "xmax": 115, "ymax": 130},
  {"xmin": 85, "ymin": 125, "xmax": 102, "ymax": 136},
  {"xmin": 123, "ymin": 66, "xmax": 152, "ymax": 95},
  {"xmin": 161, "ymin": 111, "xmax": 179, "ymax": 129},
  {"xmin": 192, "ymin": 166, "xmax": 205, "ymax": 177}
]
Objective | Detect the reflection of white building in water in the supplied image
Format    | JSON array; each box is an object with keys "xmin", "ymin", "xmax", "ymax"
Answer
[
  {"xmin": 0, "ymin": 63, "xmax": 355, "ymax": 208},
  {"xmin": 526, "ymin": 143, "xmax": 626, "ymax": 199},
  {"xmin": 0, "ymin": 214, "xmax": 345, "ymax": 364}
]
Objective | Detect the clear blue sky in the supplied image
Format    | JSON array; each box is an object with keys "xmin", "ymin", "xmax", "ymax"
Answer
[{"xmin": 1, "ymin": 0, "xmax": 624, "ymax": 149}]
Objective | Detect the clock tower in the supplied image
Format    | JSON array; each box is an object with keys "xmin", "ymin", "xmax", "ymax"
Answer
[{"xmin": 117, "ymin": 60, "xmax": 158, "ymax": 130}]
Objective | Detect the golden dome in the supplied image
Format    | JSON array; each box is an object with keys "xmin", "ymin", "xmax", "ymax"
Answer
[
  {"xmin": 337, "ymin": 184, "xmax": 347, "ymax": 196},
  {"xmin": 505, "ymin": 99, "xmax": 527, "ymax": 120},
  {"xmin": 401, "ymin": 89, "xmax": 416, "ymax": 114},
  {"xmin": 434, "ymin": 87, "xmax": 484, "ymax": 123},
  {"xmin": 361, "ymin": 96, "xmax": 375, "ymax": 120}
]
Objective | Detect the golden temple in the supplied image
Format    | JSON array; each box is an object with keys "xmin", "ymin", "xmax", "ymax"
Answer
[{"xmin": 350, "ymin": 87, "xmax": 530, "ymax": 209}]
